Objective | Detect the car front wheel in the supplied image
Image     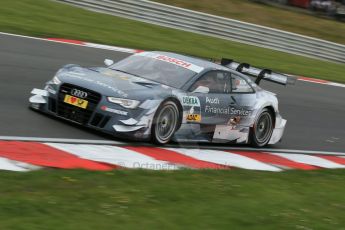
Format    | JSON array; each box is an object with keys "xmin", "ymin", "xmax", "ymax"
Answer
[{"xmin": 151, "ymin": 100, "xmax": 180, "ymax": 145}]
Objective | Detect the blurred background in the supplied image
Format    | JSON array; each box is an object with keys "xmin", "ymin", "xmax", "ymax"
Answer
[{"xmin": 253, "ymin": 0, "xmax": 345, "ymax": 20}]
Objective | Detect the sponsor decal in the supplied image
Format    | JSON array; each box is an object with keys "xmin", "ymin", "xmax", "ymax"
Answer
[
  {"xmin": 94, "ymin": 81, "xmax": 128, "ymax": 98},
  {"xmin": 64, "ymin": 95, "xmax": 88, "ymax": 109},
  {"xmin": 120, "ymin": 76, "xmax": 129, "ymax": 80},
  {"xmin": 205, "ymin": 106, "xmax": 251, "ymax": 116},
  {"xmin": 206, "ymin": 97, "xmax": 220, "ymax": 104},
  {"xmin": 101, "ymin": 106, "xmax": 128, "ymax": 116},
  {"xmin": 186, "ymin": 114, "xmax": 201, "ymax": 122},
  {"xmin": 67, "ymin": 74, "xmax": 90, "ymax": 82},
  {"xmin": 230, "ymin": 108, "xmax": 251, "ymax": 116},
  {"xmin": 155, "ymin": 55, "xmax": 192, "ymax": 69},
  {"xmin": 137, "ymin": 52, "xmax": 204, "ymax": 73},
  {"xmin": 102, "ymin": 70, "xmax": 120, "ymax": 77},
  {"xmin": 183, "ymin": 98, "xmax": 201, "ymax": 122},
  {"xmin": 182, "ymin": 96, "xmax": 200, "ymax": 106},
  {"xmin": 186, "ymin": 106, "xmax": 201, "ymax": 122},
  {"xmin": 67, "ymin": 75, "xmax": 128, "ymax": 98},
  {"xmin": 102, "ymin": 70, "xmax": 129, "ymax": 81}
]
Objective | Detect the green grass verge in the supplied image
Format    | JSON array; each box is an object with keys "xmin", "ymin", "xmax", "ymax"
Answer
[
  {"xmin": 154, "ymin": 0, "xmax": 345, "ymax": 45},
  {"xmin": 0, "ymin": 0, "xmax": 345, "ymax": 83},
  {"xmin": 1, "ymin": 169, "xmax": 345, "ymax": 229}
]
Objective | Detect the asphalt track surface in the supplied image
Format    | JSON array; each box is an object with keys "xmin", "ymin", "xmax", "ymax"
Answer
[{"xmin": 0, "ymin": 33, "xmax": 344, "ymax": 152}]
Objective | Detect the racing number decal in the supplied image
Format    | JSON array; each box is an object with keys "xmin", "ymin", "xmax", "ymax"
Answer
[{"xmin": 182, "ymin": 96, "xmax": 202, "ymax": 122}]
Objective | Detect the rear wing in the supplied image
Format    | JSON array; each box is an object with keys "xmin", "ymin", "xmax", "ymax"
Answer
[{"xmin": 220, "ymin": 58, "xmax": 297, "ymax": 86}]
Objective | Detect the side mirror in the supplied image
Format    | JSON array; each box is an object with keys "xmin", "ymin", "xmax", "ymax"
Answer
[
  {"xmin": 192, "ymin": 86, "xmax": 209, "ymax": 94},
  {"xmin": 104, "ymin": 59, "xmax": 114, "ymax": 67}
]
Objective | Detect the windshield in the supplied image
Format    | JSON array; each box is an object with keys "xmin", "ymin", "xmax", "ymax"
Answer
[{"xmin": 110, "ymin": 54, "xmax": 198, "ymax": 88}]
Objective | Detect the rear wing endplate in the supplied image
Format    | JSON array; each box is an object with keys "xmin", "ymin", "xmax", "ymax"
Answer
[{"xmin": 220, "ymin": 58, "xmax": 297, "ymax": 86}]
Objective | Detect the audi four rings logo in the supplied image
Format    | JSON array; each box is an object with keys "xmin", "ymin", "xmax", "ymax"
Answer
[{"xmin": 71, "ymin": 89, "xmax": 88, "ymax": 98}]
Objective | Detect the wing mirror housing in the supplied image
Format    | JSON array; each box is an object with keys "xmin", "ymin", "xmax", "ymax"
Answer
[
  {"xmin": 192, "ymin": 86, "xmax": 209, "ymax": 94},
  {"xmin": 104, "ymin": 59, "xmax": 114, "ymax": 67}
]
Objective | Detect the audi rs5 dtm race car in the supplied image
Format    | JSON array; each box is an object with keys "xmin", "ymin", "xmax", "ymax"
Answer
[{"xmin": 29, "ymin": 51, "xmax": 295, "ymax": 147}]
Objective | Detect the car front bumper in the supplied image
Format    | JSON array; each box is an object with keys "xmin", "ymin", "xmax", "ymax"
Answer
[{"xmin": 29, "ymin": 84, "xmax": 155, "ymax": 141}]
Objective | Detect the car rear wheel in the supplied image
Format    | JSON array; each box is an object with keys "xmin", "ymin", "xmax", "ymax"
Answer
[
  {"xmin": 250, "ymin": 108, "xmax": 274, "ymax": 147},
  {"xmin": 151, "ymin": 100, "xmax": 180, "ymax": 145}
]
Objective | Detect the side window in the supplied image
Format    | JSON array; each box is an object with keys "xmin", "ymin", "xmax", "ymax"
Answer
[
  {"xmin": 189, "ymin": 71, "xmax": 231, "ymax": 94},
  {"xmin": 231, "ymin": 74, "xmax": 254, "ymax": 93}
]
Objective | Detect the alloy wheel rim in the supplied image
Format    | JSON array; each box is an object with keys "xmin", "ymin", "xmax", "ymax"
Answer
[
  {"xmin": 255, "ymin": 112, "xmax": 272, "ymax": 143},
  {"xmin": 155, "ymin": 104, "xmax": 178, "ymax": 142}
]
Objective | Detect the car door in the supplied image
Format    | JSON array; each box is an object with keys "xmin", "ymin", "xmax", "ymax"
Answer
[
  {"xmin": 186, "ymin": 70, "xmax": 233, "ymax": 126},
  {"xmin": 229, "ymin": 72, "xmax": 256, "ymax": 123},
  {"xmin": 211, "ymin": 72, "xmax": 257, "ymax": 142}
]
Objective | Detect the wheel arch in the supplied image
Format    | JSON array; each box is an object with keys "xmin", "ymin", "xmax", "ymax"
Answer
[
  {"xmin": 251, "ymin": 104, "xmax": 276, "ymax": 128},
  {"xmin": 264, "ymin": 105, "xmax": 276, "ymax": 128}
]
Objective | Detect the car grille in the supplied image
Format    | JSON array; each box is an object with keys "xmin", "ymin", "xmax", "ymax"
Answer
[
  {"xmin": 57, "ymin": 83, "xmax": 101, "ymax": 124},
  {"xmin": 90, "ymin": 113, "xmax": 111, "ymax": 128},
  {"xmin": 48, "ymin": 97, "xmax": 57, "ymax": 113}
]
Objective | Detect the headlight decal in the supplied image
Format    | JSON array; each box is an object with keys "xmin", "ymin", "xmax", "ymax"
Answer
[
  {"xmin": 52, "ymin": 76, "xmax": 61, "ymax": 85},
  {"xmin": 107, "ymin": 97, "xmax": 140, "ymax": 109}
]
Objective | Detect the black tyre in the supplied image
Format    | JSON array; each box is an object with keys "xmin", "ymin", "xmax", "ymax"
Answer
[
  {"xmin": 151, "ymin": 100, "xmax": 180, "ymax": 145},
  {"xmin": 250, "ymin": 108, "xmax": 274, "ymax": 147}
]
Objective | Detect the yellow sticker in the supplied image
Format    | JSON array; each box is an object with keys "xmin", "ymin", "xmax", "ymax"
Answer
[
  {"xmin": 102, "ymin": 70, "xmax": 115, "ymax": 76},
  {"xmin": 186, "ymin": 114, "xmax": 201, "ymax": 122},
  {"xmin": 64, "ymin": 95, "xmax": 88, "ymax": 109},
  {"xmin": 120, "ymin": 76, "xmax": 129, "ymax": 80}
]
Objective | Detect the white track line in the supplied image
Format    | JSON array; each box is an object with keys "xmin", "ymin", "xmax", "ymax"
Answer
[
  {"xmin": 0, "ymin": 32, "xmax": 57, "ymax": 42},
  {"xmin": 46, "ymin": 143, "xmax": 179, "ymax": 170},
  {"xmin": 270, "ymin": 153, "xmax": 345, "ymax": 169},
  {"xmin": 0, "ymin": 157, "xmax": 32, "ymax": 172},
  {"xmin": 84, "ymin": 42, "xmax": 137, "ymax": 53},
  {"xmin": 327, "ymin": 82, "xmax": 345, "ymax": 88},
  {"xmin": 0, "ymin": 32, "xmax": 137, "ymax": 53},
  {"xmin": 166, "ymin": 148, "xmax": 281, "ymax": 171}
]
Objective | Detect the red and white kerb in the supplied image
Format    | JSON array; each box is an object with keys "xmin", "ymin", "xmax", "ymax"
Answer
[{"xmin": 137, "ymin": 52, "xmax": 204, "ymax": 73}]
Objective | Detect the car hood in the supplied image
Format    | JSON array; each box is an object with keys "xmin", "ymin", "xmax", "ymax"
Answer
[{"xmin": 57, "ymin": 65, "xmax": 172, "ymax": 99}]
